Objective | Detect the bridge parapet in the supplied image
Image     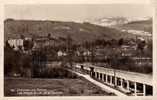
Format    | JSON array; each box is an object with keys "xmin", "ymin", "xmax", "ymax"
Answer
[{"xmin": 75, "ymin": 63, "xmax": 153, "ymax": 96}]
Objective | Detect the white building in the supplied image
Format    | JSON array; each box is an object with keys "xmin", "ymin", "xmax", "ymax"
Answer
[
  {"xmin": 7, "ymin": 39, "xmax": 24, "ymax": 50},
  {"xmin": 7, "ymin": 37, "xmax": 33, "ymax": 51},
  {"xmin": 57, "ymin": 50, "xmax": 67, "ymax": 57}
]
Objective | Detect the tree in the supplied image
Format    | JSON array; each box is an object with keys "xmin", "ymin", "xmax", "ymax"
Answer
[
  {"xmin": 4, "ymin": 42, "xmax": 23, "ymax": 76},
  {"xmin": 90, "ymin": 42, "xmax": 96, "ymax": 64},
  {"xmin": 108, "ymin": 47, "xmax": 121, "ymax": 87},
  {"xmin": 47, "ymin": 33, "xmax": 51, "ymax": 39},
  {"xmin": 20, "ymin": 35, "xmax": 25, "ymax": 39},
  {"xmin": 23, "ymin": 39, "xmax": 34, "ymax": 51},
  {"xmin": 83, "ymin": 40, "xmax": 90, "ymax": 49},
  {"xmin": 47, "ymin": 33, "xmax": 51, "ymax": 49},
  {"xmin": 32, "ymin": 49, "xmax": 47, "ymax": 77},
  {"xmin": 137, "ymin": 40, "xmax": 145, "ymax": 54},
  {"xmin": 5, "ymin": 40, "xmax": 11, "ymax": 50},
  {"xmin": 137, "ymin": 39, "xmax": 146, "ymax": 67},
  {"xmin": 66, "ymin": 35, "xmax": 73, "ymax": 67},
  {"xmin": 118, "ymin": 38, "xmax": 124, "ymax": 46},
  {"xmin": 145, "ymin": 41, "xmax": 152, "ymax": 57}
]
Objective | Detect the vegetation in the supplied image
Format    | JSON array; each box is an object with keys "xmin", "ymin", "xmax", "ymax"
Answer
[
  {"xmin": 4, "ymin": 18, "xmax": 152, "ymax": 97},
  {"xmin": 4, "ymin": 19, "xmax": 138, "ymax": 42},
  {"xmin": 4, "ymin": 19, "xmax": 152, "ymax": 77},
  {"xmin": 4, "ymin": 41, "xmax": 33, "ymax": 77}
]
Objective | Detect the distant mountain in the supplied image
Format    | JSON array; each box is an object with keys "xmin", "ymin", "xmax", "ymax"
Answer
[
  {"xmin": 85, "ymin": 17, "xmax": 128, "ymax": 27},
  {"xmin": 85, "ymin": 17, "xmax": 152, "ymax": 38},
  {"xmin": 85, "ymin": 17, "xmax": 152, "ymax": 28},
  {"xmin": 116, "ymin": 19, "xmax": 152, "ymax": 33},
  {"xmin": 4, "ymin": 19, "xmax": 139, "ymax": 43}
]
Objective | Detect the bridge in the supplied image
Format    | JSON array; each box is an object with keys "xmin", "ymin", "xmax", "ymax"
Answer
[{"xmin": 72, "ymin": 63, "xmax": 153, "ymax": 96}]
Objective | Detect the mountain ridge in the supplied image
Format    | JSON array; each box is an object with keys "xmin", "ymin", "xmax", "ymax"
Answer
[{"xmin": 4, "ymin": 19, "xmax": 140, "ymax": 43}]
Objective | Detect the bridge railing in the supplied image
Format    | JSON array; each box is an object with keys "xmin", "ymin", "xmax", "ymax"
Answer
[{"xmin": 73, "ymin": 63, "xmax": 153, "ymax": 96}]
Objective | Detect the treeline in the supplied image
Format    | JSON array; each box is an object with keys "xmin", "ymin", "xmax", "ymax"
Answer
[
  {"xmin": 4, "ymin": 33, "xmax": 152, "ymax": 77},
  {"xmin": 4, "ymin": 41, "xmax": 78, "ymax": 78},
  {"xmin": 4, "ymin": 42, "xmax": 33, "ymax": 77}
]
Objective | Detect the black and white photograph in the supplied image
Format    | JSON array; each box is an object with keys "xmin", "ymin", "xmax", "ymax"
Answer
[{"xmin": 4, "ymin": 4, "xmax": 153, "ymax": 96}]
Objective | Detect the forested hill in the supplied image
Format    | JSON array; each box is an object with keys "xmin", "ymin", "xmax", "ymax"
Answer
[{"xmin": 4, "ymin": 19, "xmax": 137, "ymax": 43}]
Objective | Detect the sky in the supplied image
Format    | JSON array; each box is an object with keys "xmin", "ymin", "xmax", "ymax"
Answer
[{"xmin": 5, "ymin": 4, "xmax": 153, "ymax": 22}]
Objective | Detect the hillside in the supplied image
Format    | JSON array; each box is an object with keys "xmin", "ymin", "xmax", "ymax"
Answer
[
  {"xmin": 4, "ymin": 19, "xmax": 138, "ymax": 43},
  {"xmin": 114, "ymin": 19, "xmax": 152, "ymax": 33}
]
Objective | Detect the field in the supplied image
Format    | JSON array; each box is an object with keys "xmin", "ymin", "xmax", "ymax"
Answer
[{"xmin": 4, "ymin": 77, "xmax": 115, "ymax": 96}]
